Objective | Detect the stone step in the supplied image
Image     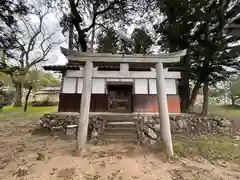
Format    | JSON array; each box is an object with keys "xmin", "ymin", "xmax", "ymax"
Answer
[
  {"xmin": 105, "ymin": 123, "xmax": 135, "ymax": 129},
  {"xmin": 101, "ymin": 115, "xmax": 134, "ymax": 122},
  {"xmin": 103, "ymin": 131, "xmax": 138, "ymax": 138},
  {"xmin": 101, "ymin": 139, "xmax": 138, "ymax": 144},
  {"xmin": 99, "ymin": 136, "xmax": 138, "ymax": 143},
  {"xmin": 107, "ymin": 121, "xmax": 135, "ymax": 125},
  {"xmin": 104, "ymin": 127, "xmax": 136, "ymax": 133}
]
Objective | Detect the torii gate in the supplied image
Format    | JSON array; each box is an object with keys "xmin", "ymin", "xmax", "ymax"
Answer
[{"xmin": 67, "ymin": 49, "xmax": 187, "ymax": 157}]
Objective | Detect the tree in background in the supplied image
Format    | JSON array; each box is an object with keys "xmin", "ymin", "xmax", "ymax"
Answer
[
  {"xmin": 131, "ymin": 27, "xmax": 153, "ymax": 54},
  {"xmin": 22, "ymin": 70, "xmax": 39, "ymax": 112},
  {"xmin": 228, "ymin": 75, "xmax": 240, "ymax": 106},
  {"xmin": 0, "ymin": 69, "xmax": 60, "ymax": 111},
  {"xmin": 39, "ymin": 72, "xmax": 60, "ymax": 88},
  {"xmin": 0, "ymin": 80, "xmax": 4, "ymax": 108},
  {"xmin": 0, "ymin": 0, "xmax": 28, "ymax": 59},
  {"xmin": 0, "ymin": 73, "xmax": 14, "ymax": 107},
  {"xmin": 96, "ymin": 28, "xmax": 119, "ymax": 53},
  {"xmin": 0, "ymin": 0, "xmax": 28, "ymax": 83},
  {"xmin": 119, "ymin": 36, "xmax": 133, "ymax": 54},
  {"xmin": 153, "ymin": 0, "xmax": 202, "ymax": 112},
  {"xmin": 20, "ymin": 70, "xmax": 60, "ymax": 112},
  {"xmin": 96, "ymin": 27, "xmax": 153, "ymax": 54},
  {"xmin": 5, "ymin": 9, "xmax": 63, "ymax": 106},
  {"xmin": 154, "ymin": 0, "xmax": 240, "ymax": 114},
  {"xmin": 45, "ymin": 0, "xmax": 151, "ymax": 52}
]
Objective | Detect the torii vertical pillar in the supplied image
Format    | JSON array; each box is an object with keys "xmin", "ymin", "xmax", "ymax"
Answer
[
  {"xmin": 76, "ymin": 61, "xmax": 93, "ymax": 150},
  {"xmin": 156, "ymin": 62, "xmax": 174, "ymax": 157}
]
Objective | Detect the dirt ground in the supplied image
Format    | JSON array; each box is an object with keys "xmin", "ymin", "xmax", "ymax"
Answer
[{"xmin": 0, "ymin": 119, "xmax": 240, "ymax": 180}]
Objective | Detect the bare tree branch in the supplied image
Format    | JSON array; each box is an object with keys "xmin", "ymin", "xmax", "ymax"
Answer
[
  {"xmin": 24, "ymin": 11, "xmax": 49, "ymax": 67},
  {"xmin": 8, "ymin": 7, "xmax": 63, "ymax": 71},
  {"xmin": 28, "ymin": 31, "xmax": 63, "ymax": 68},
  {"xmin": 82, "ymin": 0, "xmax": 120, "ymax": 33}
]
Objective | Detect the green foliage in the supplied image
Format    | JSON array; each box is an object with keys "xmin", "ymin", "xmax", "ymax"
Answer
[
  {"xmin": 209, "ymin": 105, "xmax": 240, "ymax": 118},
  {"xmin": 119, "ymin": 36, "xmax": 133, "ymax": 54},
  {"xmin": 0, "ymin": 72, "xmax": 12, "ymax": 86},
  {"xmin": 209, "ymin": 88, "xmax": 225, "ymax": 97},
  {"xmin": 0, "ymin": 94, "xmax": 4, "ymax": 104},
  {"xmin": 174, "ymin": 135, "xmax": 240, "ymax": 163},
  {"xmin": 0, "ymin": 105, "xmax": 57, "ymax": 120},
  {"xmin": 22, "ymin": 70, "xmax": 60, "ymax": 92},
  {"xmin": 154, "ymin": 0, "xmax": 202, "ymax": 51},
  {"xmin": 155, "ymin": 0, "xmax": 240, "ymax": 83},
  {"xmin": 96, "ymin": 27, "xmax": 154, "ymax": 54},
  {"xmin": 0, "ymin": 80, "xmax": 4, "ymax": 105},
  {"xmin": 154, "ymin": 0, "xmax": 240, "ymax": 112},
  {"xmin": 230, "ymin": 77, "xmax": 240, "ymax": 97},
  {"xmin": 131, "ymin": 28, "xmax": 153, "ymax": 54},
  {"xmin": 97, "ymin": 28, "xmax": 119, "ymax": 53},
  {"xmin": 0, "ymin": 0, "xmax": 28, "ymax": 55},
  {"xmin": 38, "ymin": 72, "xmax": 60, "ymax": 89},
  {"xmin": 47, "ymin": 0, "xmax": 150, "ymax": 51}
]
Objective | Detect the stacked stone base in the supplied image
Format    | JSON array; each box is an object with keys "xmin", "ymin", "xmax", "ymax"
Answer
[
  {"xmin": 38, "ymin": 113, "xmax": 232, "ymax": 144},
  {"xmin": 134, "ymin": 114, "xmax": 232, "ymax": 144},
  {"xmin": 38, "ymin": 114, "xmax": 106, "ymax": 140}
]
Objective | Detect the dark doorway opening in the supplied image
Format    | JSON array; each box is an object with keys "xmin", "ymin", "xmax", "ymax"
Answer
[{"xmin": 107, "ymin": 84, "xmax": 133, "ymax": 113}]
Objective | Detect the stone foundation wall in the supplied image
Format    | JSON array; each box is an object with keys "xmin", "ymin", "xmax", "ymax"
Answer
[
  {"xmin": 134, "ymin": 114, "xmax": 232, "ymax": 144},
  {"xmin": 38, "ymin": 113, "xmax": 232, "ymax": 144},
  {"xmin": 38, "ymin": 114, "xmax": 106, "ymax": 141},
  {"xmin": 39, "ymin": 114, "xmax": 79, "ymax": 131}
]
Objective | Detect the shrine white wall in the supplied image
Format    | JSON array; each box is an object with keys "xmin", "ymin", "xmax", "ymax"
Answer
[
  {"xmin": 92, "ymin": 79, "xmax": 105, "ymax": 94},
  {"xmin": 62, "ymin": 77, "xmax": 76, "ymax": 94},
  {"xmin": 62, "ymin": 77, "xmax": 106, "ymax": 94},
  {"xmin": 134, "ymin": 79, "xmax": 148, "ymax": 94},
  {"xmin": 62, "ymin": 77, "xmax": 177, "ymax": 95}
]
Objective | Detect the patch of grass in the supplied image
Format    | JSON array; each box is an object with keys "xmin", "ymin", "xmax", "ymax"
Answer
[
  {"xmin": 0, "ymin": 105, "xmax": 57, "ymax": 121},
  {"xmin": 174, "ymin": 135, "xmax": 240, "ymax": 163},
  {"xmin": 209, "ymin": 105, "xmax": 240, "ymax": 119}
]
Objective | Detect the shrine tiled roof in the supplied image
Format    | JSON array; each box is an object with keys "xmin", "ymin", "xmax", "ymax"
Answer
[
  {"xmin": 43, "ymin": 65, "xmax": 80, "ymax": 71},
  {"xmin": 43, "ymin": 64, "xmax": 189, "ymax": 72}
]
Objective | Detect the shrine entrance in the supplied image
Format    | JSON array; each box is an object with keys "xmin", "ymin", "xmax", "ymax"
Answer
[{"xmin": 107, "ymin": 84, "xmax": 133, "ymax": 113}]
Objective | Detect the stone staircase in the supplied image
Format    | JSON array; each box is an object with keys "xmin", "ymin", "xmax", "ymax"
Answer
[{"xmin": 99, "ymin": 114, "xmax": 139, "ymax": 143}]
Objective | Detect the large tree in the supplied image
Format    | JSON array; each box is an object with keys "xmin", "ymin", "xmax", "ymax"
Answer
[
  {"xmin": 0, "ymin": 0, "xmax": 28, "ymax": 57},
  {"xmin": 5, "ymin": 9, "xmax": 63, "ymax": 106},
  {"xmin": 153, "ymin": 0, "xmax": 202, "ymax": 112},
  {"xmin": 154, "ymin": 0, "xmax": 240, "ymax": 114},
  {"xmin": 45, "ymin": 0, "xmax": 150, "ymax": 52},
  {"xmin": 189, "ymin": 0, "xmax": 240, "ymax": 114}
]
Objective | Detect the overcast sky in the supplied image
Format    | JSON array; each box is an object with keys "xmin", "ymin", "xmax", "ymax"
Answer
[{"xmin": 24, "ymin": 0, "xmax": 68, "ymax": 66}]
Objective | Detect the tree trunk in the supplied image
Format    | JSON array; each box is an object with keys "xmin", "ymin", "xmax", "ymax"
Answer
[
  {"xmin": 13, "ymin": 83, "xmax": 22, "ymax": 107},
  {"xmin": 90, "ymin": 24, "xmax": 95, "ymax": 53},
  {"xmin": 178, "ymin": 55, "xmax": 190, "ymax": 112},
  {"xmin": 188, "ymin": 78, "xmax": 203, "ymax": 112},
  {"xmin": 201, "ymin": 78, "xmax": 209, "ymax": 116},
  {"xmin": 24, "ymin": 86, "xmax": 32, "ymax": 112},
  {"xmin": 230, "ymin": 95, "xmax": 235, "ymax": 106},
  {"xmin": 68, "ymin": 11, "xmax": 73, "ymax": 51}
]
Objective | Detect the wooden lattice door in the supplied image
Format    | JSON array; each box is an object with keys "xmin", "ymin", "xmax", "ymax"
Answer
[{"xmin": 108, "ymin": 85, "xmax": 133, "ymax": 113}]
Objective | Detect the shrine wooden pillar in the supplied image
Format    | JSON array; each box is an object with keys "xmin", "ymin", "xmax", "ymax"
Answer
[
  {"xmin": 156, "ymin": 62, "xmax": 174, "ymax": 157},
  {"xmin": 76, "ymin": 61, "xmax": 93, "ymax": 150}
]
